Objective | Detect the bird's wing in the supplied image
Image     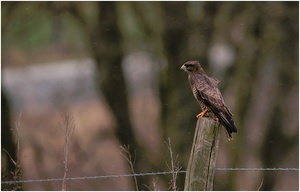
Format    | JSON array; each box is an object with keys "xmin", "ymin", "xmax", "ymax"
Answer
[
  {"xmin": 192, "ymin": 74, "xmax": 237, "ymax": 133},
  {"xmin": 193, "ymin": 74, "xmax": 225, "ymax": 112},
  {"xmin": 209, "ymin": 76, "xmax": 220, "ymax": 86}
]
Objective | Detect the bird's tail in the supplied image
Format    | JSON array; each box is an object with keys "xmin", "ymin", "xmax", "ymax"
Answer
[{"xmin": 217, "ymin": 112, "xmax": 237, "ymax": 140}]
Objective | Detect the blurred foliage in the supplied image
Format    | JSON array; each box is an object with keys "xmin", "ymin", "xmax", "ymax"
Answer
[{"xmin": 1, "ymin": 1, "xmax": 298, "ymax": 191}]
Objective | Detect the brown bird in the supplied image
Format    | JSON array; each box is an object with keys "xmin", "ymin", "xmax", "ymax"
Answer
[{"xmin": 180, "ymin": 60, "xmax": 237, "ymax": 140}]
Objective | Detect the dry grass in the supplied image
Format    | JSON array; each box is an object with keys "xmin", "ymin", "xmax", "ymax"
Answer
[
  {"xmin": 164, "ymin": 138, "xmax": 181, "ymax": 191},
  {"xmin": 120, "ymin": 145, "xmax": 138, "ymax": 190},
  {"xmin": 59, "ymin": 113, "xmax": 75, "ymax": 191},
  {"xmin": 2, "ymin": 112, "xmax": 23, "ymax": 191},
  {"xmin": 17, "ymin": 99, "xmax": 131, "ymax": 190},
  {"xmin": 120, "ymin": 138, "xmax": 182, "ymax": 191},
  {"xmin": 4, "ymin": 97, "xmax": 183, "ymax": 190}
]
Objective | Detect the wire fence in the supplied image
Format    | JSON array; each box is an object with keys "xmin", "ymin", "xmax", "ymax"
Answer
[{"xmin": 2, "ymin": 167, "xmax": 298, "ymax": 185}]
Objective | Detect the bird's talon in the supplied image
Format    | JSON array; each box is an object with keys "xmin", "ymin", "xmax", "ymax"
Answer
[{"xmin": 196, "ymin": 109, "xmax": 208, "ymax": 118}]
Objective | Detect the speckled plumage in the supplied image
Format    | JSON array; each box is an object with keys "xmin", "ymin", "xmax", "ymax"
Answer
[{"xmin": 181, "ymin": 60, "xmax": 237, "ymax": 140}]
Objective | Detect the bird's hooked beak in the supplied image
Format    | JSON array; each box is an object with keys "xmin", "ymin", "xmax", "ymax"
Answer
[
  {"xmin": 180, "ymin": 64, "xmax": 186, "ymax": 70},
  {"xmin": 180, "ymin": 64, "xmax": 188, "ymax": 72}
]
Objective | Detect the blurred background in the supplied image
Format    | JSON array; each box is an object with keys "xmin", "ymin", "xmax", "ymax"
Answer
[{"xmin": 1, "ymin": 1, "xmax": 298, "ymax": 190}]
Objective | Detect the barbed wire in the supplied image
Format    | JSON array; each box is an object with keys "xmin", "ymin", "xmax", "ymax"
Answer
[
  {"xmin": 1, "ymin": 168, "xmax": 298, "ymax": 185},
  {"xmin": 1, "ymin": 171, "xmax": 186, "ymax": 184},
  {"xmin": 214, "ymin": 167, "xmax": 299, "ymax": 171}
]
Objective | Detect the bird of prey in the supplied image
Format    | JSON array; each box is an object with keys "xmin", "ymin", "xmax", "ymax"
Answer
[{"xmin": 180, "ymin": 60, "xmax": 237, "ymax": 140}]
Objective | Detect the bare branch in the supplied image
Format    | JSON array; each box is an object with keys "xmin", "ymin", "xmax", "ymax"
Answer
[
  {"xmin": 164, "ymin": 138, "xmax": 181, "ymax": 191},
  {"xmin": 120, "ymin": 145, "xmax": 138, "ymax": 191}
]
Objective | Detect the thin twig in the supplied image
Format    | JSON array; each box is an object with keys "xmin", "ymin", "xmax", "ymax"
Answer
[
  {"xmin": 120, "ymin": 145, "xmax": 138, "ymax": 191},
  {"xmin": 3, "ymin": 112, "xmax": 23, "ymax": 190},
  {"xmin": 142, "ymin": 183, "xmax": 152, "ymax": 191},
  {"xmin": 15, "ymin": 112, "xmax": 22, "ymax": 162},
  {"xmin": 257, "ymin": 178, "xmax": 264, "ymax": 191},
  {"xmin": 2, "ymin": 149, "xmax": 17, "ymax": 166},
  {"xmin": 164, "ymin": 138, "xmax": 181, "ymax": 191},
  {"xmin": 151, "ymin": 177, "xmax": 159, "ymax": 191},
  {"xmin": 60, "ymin": 113, "xmax": 75, "ymax": 191}
]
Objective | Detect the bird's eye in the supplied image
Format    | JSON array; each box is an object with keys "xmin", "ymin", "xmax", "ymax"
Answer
[{"xmin": 185, "ymin": 64, "xmax": 193, "ymax": 71}]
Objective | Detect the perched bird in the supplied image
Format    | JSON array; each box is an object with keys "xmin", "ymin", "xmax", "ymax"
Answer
[{"xmin": 180, "ymin": 60, "xmax": 237, "ymax": 140}]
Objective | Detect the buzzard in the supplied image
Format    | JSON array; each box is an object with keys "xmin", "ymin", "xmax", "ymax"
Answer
[{"xmin": 180, "ymin": 60, "xmax": 237, "ymax": 140}]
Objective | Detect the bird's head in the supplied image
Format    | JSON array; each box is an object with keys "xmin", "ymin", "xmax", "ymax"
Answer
[{"xmin": 180, "ymin": 60, "xmax": 206, "ymax": 74}]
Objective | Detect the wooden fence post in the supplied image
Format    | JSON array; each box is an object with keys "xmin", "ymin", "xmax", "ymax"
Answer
[{"xmin": 184, "ymin": 117, "xmax": 221, "ymax": 191}]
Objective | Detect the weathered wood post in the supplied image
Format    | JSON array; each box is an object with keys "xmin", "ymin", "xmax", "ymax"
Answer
[{"xmin": 184, "ymin": 117, "xmax": 221, "ymax": 191}]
